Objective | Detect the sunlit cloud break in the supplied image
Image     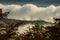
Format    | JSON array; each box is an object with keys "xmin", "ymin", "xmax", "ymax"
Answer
[{"xmin": 0, "ymin": 4, "xmax": 60, "ymax": 22}]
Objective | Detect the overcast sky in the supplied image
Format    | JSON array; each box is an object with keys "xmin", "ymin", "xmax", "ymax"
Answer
[{"xmin": 0, "ymin": 0, "xmax": 60, "ymax": 6}]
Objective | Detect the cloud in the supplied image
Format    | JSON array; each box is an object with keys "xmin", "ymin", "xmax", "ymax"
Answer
[{"xmin": 0, "ymin": 4, "xmax": 60, "ymax": 22}]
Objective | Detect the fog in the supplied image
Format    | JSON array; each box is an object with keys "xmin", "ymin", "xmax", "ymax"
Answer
[{"xmin": 0, "ymin": 4, "xmax": 60, "ymax": 22}]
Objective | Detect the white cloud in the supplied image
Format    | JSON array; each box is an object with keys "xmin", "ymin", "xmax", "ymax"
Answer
[{"xmin": 0, "ymin": 4, "xmax": 60, "ymax": 22}]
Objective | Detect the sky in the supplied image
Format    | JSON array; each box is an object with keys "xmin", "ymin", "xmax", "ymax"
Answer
[
  {"xmin": 0, "ymin": 0, "xmax": 60, "ymax": 6},
  {"xmin": 0, "ymin": 0, "xmax": 60, "ymax": 22}
]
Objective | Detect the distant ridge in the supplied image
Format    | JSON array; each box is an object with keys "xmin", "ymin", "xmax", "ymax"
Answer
[{"xmin": 0, "ymin": 18, "xmax": 50, "ymax": 25}]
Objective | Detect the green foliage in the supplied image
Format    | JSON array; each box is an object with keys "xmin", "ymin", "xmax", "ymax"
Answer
[
  {"xmin": 0, "ymin": 20, "xmax": 60, "ymax": 40},
  {"xmin": 18, "ymin": 22, "xmax": 60, "ymax": 40},
  {"xmin": 0, "ymin": 23, "xmax": 19, "ymax": 40},
  {"xmin": 18, "ymin": 24, "xmax": 44, "ymax": 40}
]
